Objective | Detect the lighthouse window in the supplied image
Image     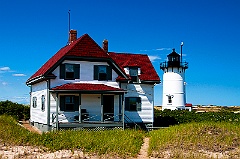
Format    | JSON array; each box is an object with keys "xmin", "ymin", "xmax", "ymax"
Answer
[{"xmin": 168, "ymin": 96, "xmax": 172, "ymax": 103}]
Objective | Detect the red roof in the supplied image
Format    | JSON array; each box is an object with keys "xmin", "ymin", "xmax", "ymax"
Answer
[
  {"xmin": 109, "ymin": 52, "xmax": 160, "ymax": 82},
  {"xmin": 27, "ymin": 33, "xmax": 160, "ymax": 84},
  {"xmin": 51, "ymin": 83, "xmax": 125, "ymax": 92},
  {"xmin": 185, "ymin": 103, "xmax": 193, "ymax": 107},
  {"xmin": 27, "ymin": 34, "xmax": 109, "ymax": 83}
]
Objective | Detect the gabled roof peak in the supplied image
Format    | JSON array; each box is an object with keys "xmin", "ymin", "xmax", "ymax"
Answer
[{"xmin": 26, "ymin": 33, "xmax": 109, "ymax": 84}]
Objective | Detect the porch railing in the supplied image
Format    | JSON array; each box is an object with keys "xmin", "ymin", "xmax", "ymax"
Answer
[
  {"xmin": 52, "ymin": 112, "xmax": 123, "ymax": 124},
  {"xmin": 124, "ymin": 114, "xmax": 141, "ymax": 129}
]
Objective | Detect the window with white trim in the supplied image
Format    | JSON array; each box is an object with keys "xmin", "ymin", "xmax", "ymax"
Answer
[
  {"xmin": 94, "ymin": 65, "xmax": 112, "ymax": 81},
  {"xmin": 41, "ymin": 95, "xmax": 45, "ymax": 111},
  {"xmin": 129, "ymin": 67, "xmax": 139, "ymax": 83},
  {"xmin": 60, "ymin": 63, "xmax": 80, "ymax": 80},
  {"xmin": 60, "ymin": 95, "xmax": 79, "ymax": 111},
  {"xmin": 125, "ymin": 97, "xmax": 141, "ymax": 111},
  {"xmin": 32, "ymin": 97, "xmax": 37, "ymax": 108}
]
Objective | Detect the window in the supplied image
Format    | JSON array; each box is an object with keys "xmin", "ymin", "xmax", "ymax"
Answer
[
  {"xmin": 41, "ymin": 95, "xmax": 45, "ymax": 111},
  {"xmin": 167, "ymin": 95, "xmax": 173, "ymax": 104},
  {"xmin": 168, "ymin": 96, "xmax": 172, "ymax": 103},
  {"xmin": 125, "ymin": 97, "xmax": 141, "ymax": 111},
  {"xmin": 129, "ymin": 67, "xmax": 139, "ymax": 83},
  {"xmin": 60, "ymin": 64, "xmax": 80, "ymax": 80},
  {"xmin": 32, "ymin": 97, "xmax": 37, "ymax": 108},
  {"xmin": 65, "ymin": 64, "xmax": 74, "ymax": 79},
  {"xmin": 94, "ymin": 65, "xmax": 112, "ymax": 81},
  {"xmin": 60, "ymin": 96, "xmax": 79, "ymax": 111}
]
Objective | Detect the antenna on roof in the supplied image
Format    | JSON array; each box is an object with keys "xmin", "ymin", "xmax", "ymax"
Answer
[
  {"xmin": 68, "ymin": 10, "xmax": 71, "ymax": 33},
  {"xmin": 180, "ymin": 41, "xmax": 184, "ymax": 63}
]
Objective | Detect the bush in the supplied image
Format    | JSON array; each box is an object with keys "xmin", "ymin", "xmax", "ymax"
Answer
[
  {"xmin": 0, "ymin": 100, "xmax": 30, "ymax": 120},
  {"xmin": 154, "ymin": 109, "xmax": 240, "ymax": 127}
]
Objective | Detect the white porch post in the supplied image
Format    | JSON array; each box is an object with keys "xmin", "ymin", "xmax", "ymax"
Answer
[
  {"xmin": 119, "ymin": 94, "xmax": 121, "ymax": 121},
  {"xmin": 78, "ymin": 93, "xmax": 81, "ymax": 123},
  {"xmin": 122, "ymin": 94, "xmax": 125, "ymax": 130},
  {"xmin": 56, "ymin": 92, "xmax": 59, "ymax": 131},
  {"xmin": 101, "ymin": 94, "xmax": 103, "ymax": 122}
]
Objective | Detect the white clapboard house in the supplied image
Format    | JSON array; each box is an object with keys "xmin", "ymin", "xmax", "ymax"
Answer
[{"xmin": 26, "ymin": 30, "xmax": 160, "ymax": 132}]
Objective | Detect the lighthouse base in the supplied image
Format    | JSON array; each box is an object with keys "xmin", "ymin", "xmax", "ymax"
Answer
[{"xmin": 162, "ymin": 105, "xmax": 185, "ymax": 111}]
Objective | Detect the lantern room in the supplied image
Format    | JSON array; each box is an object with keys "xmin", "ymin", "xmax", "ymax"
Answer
[{"xmin": 167, "ymin": 48, "xmax": 180, "ymax": 67}]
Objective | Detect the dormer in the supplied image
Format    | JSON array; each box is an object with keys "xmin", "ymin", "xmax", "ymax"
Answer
[{"xmin": 124, "ymin": 67, "xmax": 141, "ymax": 83}]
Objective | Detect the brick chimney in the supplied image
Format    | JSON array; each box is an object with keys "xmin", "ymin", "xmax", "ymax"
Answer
[
  {"xmin": 102, "ymin": 39, "xmax": 108, "ymax": 53},
  {"xmin": 68, "ymin": 30, "xmax": 77, "ymax": 43}
]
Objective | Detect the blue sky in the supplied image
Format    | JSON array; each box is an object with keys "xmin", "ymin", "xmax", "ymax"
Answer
[{"xmin": 0, "ymin": 0, "xmax": 239, "ymax": 106}]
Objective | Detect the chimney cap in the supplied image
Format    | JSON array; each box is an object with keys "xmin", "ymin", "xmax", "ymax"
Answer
[
  {"xmin": 102, "ymin": 39, "xmax": 108, "ymax": 53},
  {"xmin": 103, "ymin": 39, "xmax": 108, "ymax": 43},
  {"xmin": 70, "ymin": 29, "xmax": 77, "ymax": 33}
]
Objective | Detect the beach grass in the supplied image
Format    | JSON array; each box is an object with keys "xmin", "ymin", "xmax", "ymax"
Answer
[
  {"xmin": 148, "ymin": 121, "xmax": 240, "ymax": 158},
  {"xmin": 0, "ymin": 115, "xmax": 144, "ymax": 157},
  {"xmin": 1, "ymin": 115, "xmax": 240, "ymax": 158}
]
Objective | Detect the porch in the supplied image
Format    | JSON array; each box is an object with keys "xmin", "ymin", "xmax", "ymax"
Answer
[{"xmin": 50, "ymin": 83, "xmax": 127, "ymax": 130}]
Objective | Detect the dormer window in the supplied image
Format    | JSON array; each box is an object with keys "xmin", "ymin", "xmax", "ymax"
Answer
[
  {"xmin": 94, "ymin": 65, "xmax": 112, "ymax": 81},
  {"xmin": 129, "ymin": 67, "xmax": 139, "ymax": 83},
  {"xmin": 60, "ymin": 63, "xmax": 80, "ymax": 80}
]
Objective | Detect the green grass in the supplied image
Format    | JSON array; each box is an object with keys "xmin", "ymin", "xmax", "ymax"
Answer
[
  {"xmin": 0, "ymin": 115, "xmax": 40, "ymax": 146},
  {"xmin": 40, "ymin": 129, "xmax": 144, "ymax": 157},
  {"xmin": 149, "ymin": 122, "xmax": 240, "ymax": 158},
  {"xmin": 0, "ymin": 115, "xmax": 144, "ymax": 157},
  {"xmin": 1, "ymin": 115, "xmax": 240, "ymax": 158}
]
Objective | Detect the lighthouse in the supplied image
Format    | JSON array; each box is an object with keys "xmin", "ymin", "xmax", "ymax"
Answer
[{"xmin": 160, "ymin": 44, "xmax": 188, "ymax": 110}]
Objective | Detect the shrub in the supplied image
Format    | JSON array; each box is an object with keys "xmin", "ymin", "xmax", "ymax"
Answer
[
  {"xmin": 0, "ymin": 100, "xmax": 30, "ymax": 120},
  {"xmin": 154, "ymin": 109, "xmax": 240, "ymax": 127}
]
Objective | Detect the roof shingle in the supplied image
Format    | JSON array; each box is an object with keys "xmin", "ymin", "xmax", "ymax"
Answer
[{"xmin": 51, "ymin": 83, "xmax": 125, "ymax": 92}]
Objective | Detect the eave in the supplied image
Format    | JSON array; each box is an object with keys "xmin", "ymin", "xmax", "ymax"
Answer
[
  {"xmin": 49, "ymin": 90, "xmax": 126, "ymax": 94},
  {"xmin": 26, "ymin": 75, "xmax": 56, "ymax": 85}
]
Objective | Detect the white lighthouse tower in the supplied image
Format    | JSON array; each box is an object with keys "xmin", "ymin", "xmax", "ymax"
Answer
[{"xmin": 160, "ymin": 44, "xmax": 188, "ymax": 110}]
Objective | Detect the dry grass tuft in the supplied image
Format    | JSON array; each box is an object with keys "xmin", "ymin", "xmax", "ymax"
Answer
[{"xmin": 149, "ymin": 122, "xmax": 240, "ymax": 158}]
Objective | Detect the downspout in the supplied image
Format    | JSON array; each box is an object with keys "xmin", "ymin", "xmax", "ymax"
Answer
[
  {"xmin": 56, "ymin": 92, "xmax": 59, "ymax": 131},
  {"xmin": 152, "ymin": 84, "xmax": 155, "ymax": 128},
  {"xmin": 47, "ymin": 80, "xmax": 50, "ymax": 129},
  {"xmin": 29, "ymin": 85, "xmax": 32, "ymax": 124}
]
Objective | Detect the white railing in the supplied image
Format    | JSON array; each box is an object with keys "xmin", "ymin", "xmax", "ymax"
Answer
[{"xmin": 52, "ymin": 112, "xmax": 123, "ymax": 124}]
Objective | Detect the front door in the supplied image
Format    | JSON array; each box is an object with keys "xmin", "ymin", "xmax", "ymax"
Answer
[{"xmin": 103, "ymin": 95, "xmax": 114, "ymax": 121}]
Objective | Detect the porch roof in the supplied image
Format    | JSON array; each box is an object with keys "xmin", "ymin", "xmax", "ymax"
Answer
[{"xmin": 50, "ymin": 83, "xmax": 126, "ymax": 93}]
